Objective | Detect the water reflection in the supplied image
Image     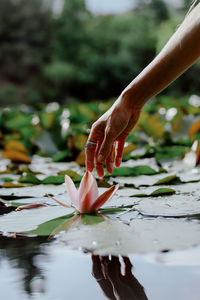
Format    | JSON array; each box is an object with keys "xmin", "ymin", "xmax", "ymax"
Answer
[
  {"xmin": 0, "ymin": 236, "xmax": 49, "ymax": 296},
  {"xmin": 92, "ymin": 255, "xmax": 148, "ymax": 300},
  {"xmin": 1, "ymin": 235, "xmax": 200, "ymax": 300}
]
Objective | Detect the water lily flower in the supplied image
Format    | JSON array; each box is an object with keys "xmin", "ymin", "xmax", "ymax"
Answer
[{"xmin": 51, "ymin": 171, "xmax": 119, "ymax": 213}]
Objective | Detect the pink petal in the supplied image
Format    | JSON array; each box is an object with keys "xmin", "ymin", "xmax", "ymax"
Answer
[
  {"xmin": 17, "ymin": 204, "xmax": 47, "ymax": 211},
  {"xmin": 78, "ymin": 171, "xmax": 98, "ymax": 213},
  {"xmin": 65, "ymin": 175, "xmax": 79, "ymax": 208},
  {"xmin": 46, "ymin": 194, "xmax": 71, "ymax": 208},
  {"xmin": 89, "ymin": 184, "xmax": 119, "ymax": 212}
]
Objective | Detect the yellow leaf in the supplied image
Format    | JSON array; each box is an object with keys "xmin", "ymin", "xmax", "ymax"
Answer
[
  {"xmin": 0, "ymin": 168, "xmax": 11, "ymax": 174},
  {"xmin": 189, "ymin": 119, "xmax": 200, "ymax": 137},
  {"xmin": 1, "ymin": 182, "xmax": 24, "ymax": 188},
  {"xmin": 76, "ymin": 150, "xmax": 85, "ymax": 166},
  {"xmin": 2, "ymin": 150, "xmax": 31, "ymax": 164},
  {"xmin": 69, "ymin": 135, "xmax": 88, "ymax": 151},
  {"xmin": 139, "ymin": 113, "xmax": 165, "ymax": 139},
  {"xmin": 4, "ymin": 140, "xmax": 28, "ymax": 153},
  {"xmin": 123, "ymin": 144, "xmax": 137, "ymax": 156}
]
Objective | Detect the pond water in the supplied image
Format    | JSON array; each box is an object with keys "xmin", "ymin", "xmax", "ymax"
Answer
[{"xmin": 1, "ymin": 236, "xmax": 200, "ymax": 300}]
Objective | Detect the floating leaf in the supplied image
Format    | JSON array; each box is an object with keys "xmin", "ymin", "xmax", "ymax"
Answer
[
  {"xmin": 150, "ymin": 188, "xmax": 176, "ymax": 196},
  {"xmin": 2, "ymin": 177, "xmax": 13, "ymax": 182},
  {"xmin": 135, "ymin": 194, "xmax": 200, "ymax": 217},
  {"xmin": 4, "ymin": 140, "xmax": 29, "ymax": 153},
  {"xmin": 153, "ymin": 175, "xmax": 180, "ymax": 185},
  {"xmin": 189, "ymin": 119, "xmax": 200, "ymax": 137},
  {"xmin": 53, "ymin": 150, "xmax": 71, "ymax": 162},
  {"xmin": 155, "ymin": 146, "xmax": 187, "ymax": 161},
  {"xmin": 19, "ymin": 174, "xmax": 41, "ymax": 184},
  {"xmin": 42, "ymin": 175, "xmax": 65, "ymax": 185},
  {"xmin": 139, "ymin": 113, "xmax": 165, "ymax": 139},
  {"xmin": 131, "ymin": 188, "xmax": 176, "ymax": 197},
  {"xmin": 107, "ymin": 166, "xmax": 157, "ymax": 177},
  {"xmin": 81, "ymin": 214, "xmax": 105, "ymax": 225},
  {"xmin": 1, "ymin": 182, "xmax": 24, "ymax": 188},
  {"xmin": 0, "ymin": 206, "xmax": 74, "ymax": 233},
  {"xmin": 2, "ymin": 150, "xmax": 31, "ymax": 164},
  {"xmin": 58, "ymin": 170, "xmax": 82, "ymax": 182}
]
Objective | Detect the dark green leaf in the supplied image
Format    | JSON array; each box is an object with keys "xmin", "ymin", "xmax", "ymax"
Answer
[{"xmin": 42, "ymin": 175, "xmax": 65, "ymax": 185}]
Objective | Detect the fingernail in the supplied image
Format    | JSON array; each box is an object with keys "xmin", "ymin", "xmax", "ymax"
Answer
[{"xmin": 97, "ymin": 154, "xmax": 103, "ymax": 162}]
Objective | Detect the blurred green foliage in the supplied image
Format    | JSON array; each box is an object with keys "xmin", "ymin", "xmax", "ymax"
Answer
[
  {"xmin": 0, "ymin": 0, "xmax": 199, "ymax": 105},
  {"xmin": 0, "ymin": 95, "xmax": 199, "ymax": 165}
]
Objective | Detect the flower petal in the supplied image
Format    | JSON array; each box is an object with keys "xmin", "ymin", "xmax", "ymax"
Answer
[
  {"xmin": 78, "ymin": 171, "xmax": 98, "ymax": 213},
  {"xmin": 89, "ymin": 184, "xmax": 119, "ymax": 212},
  {"xmin": 46, "ymin": 194, "xmax": 71, "ymax": 208},
  {"xmin": 17, "ymin": 204, "xmax": 47, "ymax": 211},
  {"xmin": 65, "ymin": 175, "xmax": 79, "ymax": 208}
]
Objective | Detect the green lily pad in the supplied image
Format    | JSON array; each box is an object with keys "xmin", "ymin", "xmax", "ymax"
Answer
[
  {"xmin": 80, "ymin": 214, "xmax": 105, "ymax": 225},
  {"xmin": 131, "ymin": 188, "xmax": 176, "ymax": 197},
  {"xmin": 153, "ymin": 175, "xmax": 180, "ymax": 185},
  {"xmin": 42, "ymin": 175, "xmax": 65, "ymax": 185},
  {"xmin": 135, "ymin": 194, "xmax": 200, "ymax": 217},
  {"xmin": 19, "ymin": 173, "xmax": 41, "ymax": 184},
  {"xmin": 27, "ymin": 213, "xmax": 74, "ymax": 236},
  {"xmin": 0, "ymin": 206, "xmax": 74, "ymax": 233},
  {"xmin": 53, "ymin": 150, "xmax": 71, "ymax": 162},
  {"xmin": 150, "ymin": 188, "xmax": 176, "ymax": 196},
  {"xmin": 107, "ymin": 165, "xmax": 158, "ymax": 177}
]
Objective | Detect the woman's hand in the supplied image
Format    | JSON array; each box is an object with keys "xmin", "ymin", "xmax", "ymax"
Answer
[{"xmin": 86, "ymin": 93, "xmax": 141, "ymax": 177}]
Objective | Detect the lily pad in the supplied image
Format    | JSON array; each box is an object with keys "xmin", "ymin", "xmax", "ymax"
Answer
[
  {"xmin": 19, "ymin": 173, "xmax": 41, "ymax": 184},
  {"xmin": 0, "ymin": 206, "xmax": 74, "ymax": 233},
  {"xmin": 0, "ymin": 184, "xmax": 65, "ymax": 197},
  {"xmin": 59, "ymin": 217, "xmax": 200, "ymax": 255},
  {"xmin": 42, "ymin": 175, "xmax": 65, "ymax": 185},
  {"xmin": 131, "ymin": 188, "xmax": 176, "ymax": 197},
  {"xmin": 106, "ymin": 165, "xmax": 158, "ymax": 178},
  {"xmin": 135, "ymin": 194, "xmax": 200, "ymax": 217}
]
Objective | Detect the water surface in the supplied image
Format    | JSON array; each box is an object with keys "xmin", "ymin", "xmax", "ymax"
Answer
[{"xmin": 0, "ymin": 236, "xmax": 200, "ymax": 300}]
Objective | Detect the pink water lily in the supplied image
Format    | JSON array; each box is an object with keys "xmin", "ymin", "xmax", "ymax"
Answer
[{"xmin": 52, "ymin": 171, "xmax": 119, "ymax": 213}]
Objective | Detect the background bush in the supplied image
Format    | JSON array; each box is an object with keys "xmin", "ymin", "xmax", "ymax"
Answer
[{"xmin": 0, "ymin": 0, "xmax": 199, "ymax": 105}]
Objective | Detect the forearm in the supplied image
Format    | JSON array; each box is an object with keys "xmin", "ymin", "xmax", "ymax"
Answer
[{"xmin": 123, "ymin": 3, "xmax": 200, "ymax": 109}]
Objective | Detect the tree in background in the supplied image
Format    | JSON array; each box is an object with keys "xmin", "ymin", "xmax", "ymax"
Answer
[
  {"xmin": 0, "ymin": 0, "xmax": 52, "ymax": 104},
  {"xmin": 0, "ymin": 0, "xmax": 199, "ymax": 105}
]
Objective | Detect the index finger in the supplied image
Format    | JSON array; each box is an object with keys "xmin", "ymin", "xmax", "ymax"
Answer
[{"xmin": 86, "ymin": 143, "xmax": 97, "ymax": 172}]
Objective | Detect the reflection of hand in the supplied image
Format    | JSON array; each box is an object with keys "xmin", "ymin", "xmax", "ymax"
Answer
[
  {"xmin": 92, "ymin": 255, "xmax": 148, "ymax": 300},
  {"xmin": 86, "ymin": 94, "xmax": 141, "ymax": 177}
]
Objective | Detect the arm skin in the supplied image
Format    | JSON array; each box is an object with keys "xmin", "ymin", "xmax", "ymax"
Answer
[{"xmin": 86, "ymin": 4, "xmax": 200, "ymax": 177}]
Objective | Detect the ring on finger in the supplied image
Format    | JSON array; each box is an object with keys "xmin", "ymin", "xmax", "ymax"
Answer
[{"xmin": 85, "ymin": 141, "xmax": 97, "ymax": 148}]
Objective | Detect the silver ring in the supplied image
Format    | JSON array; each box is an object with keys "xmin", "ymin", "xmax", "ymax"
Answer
[
  {"xmin": 96, "ymin": 277, "xmax": 105, "ymax": 282},
  {"xmin": 85, "ymin": 141, "xmax": 97, "ymax": 148}
]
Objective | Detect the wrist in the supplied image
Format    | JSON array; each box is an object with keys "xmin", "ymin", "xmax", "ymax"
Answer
[{"xmin": 120, "ymin": 87, "xmax": 144, "ymax": 112}]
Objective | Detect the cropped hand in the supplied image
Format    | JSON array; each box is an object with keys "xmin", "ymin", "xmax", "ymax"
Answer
[{"xmin": 86, "ymin": 94, "xmax": 141, "ymax": 177}]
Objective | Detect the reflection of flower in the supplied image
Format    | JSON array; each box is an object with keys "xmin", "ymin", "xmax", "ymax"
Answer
[{"xmin": 52, "ymin": 171, "xmax": 118, "ymax": 213}]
